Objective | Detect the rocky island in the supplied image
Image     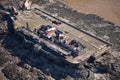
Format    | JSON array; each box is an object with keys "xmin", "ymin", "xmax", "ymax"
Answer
[{"xmin": 0, "ymin": 0, "xmax": 120, "ymax": 80}]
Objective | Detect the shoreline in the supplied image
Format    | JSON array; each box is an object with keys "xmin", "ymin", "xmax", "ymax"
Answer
[{"xmin": 64, "ymin": 0, "xmax": 120, "ymax": 26}]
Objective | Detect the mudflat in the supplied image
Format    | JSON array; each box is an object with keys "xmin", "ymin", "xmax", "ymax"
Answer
[{"xmin": 64, "ymin": 0, "xmax": 120, "ymax": 26}]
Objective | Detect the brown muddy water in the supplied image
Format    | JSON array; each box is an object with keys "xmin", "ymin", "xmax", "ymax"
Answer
[{"xmin": 64, "ymin": 0, "xmax": 120, "ymax": 26}]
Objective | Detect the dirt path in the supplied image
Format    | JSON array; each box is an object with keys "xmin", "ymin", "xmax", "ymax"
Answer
[{"xmin": 64, "ymin": 0, "xmax": 120, "ymax": 26}]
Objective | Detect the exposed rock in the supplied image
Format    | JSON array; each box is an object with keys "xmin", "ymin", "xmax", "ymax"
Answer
[
  {"xmin": 2, "ymin": 63, "xmax": 38, "ymax": 80},
  {"xmin": 0, "ymin": 46, "xmax": 10, "ymax": 67},
  {"xmin": 0, "ymin": 0, "xmax": 120, "ymax": 80},
  {"xmin": 33, "ymin": 0, "xmax": 51, "ymax": 6},
  {"xmin": 109, "ymin": 71, "xmax": 120, "ymax": 80}
]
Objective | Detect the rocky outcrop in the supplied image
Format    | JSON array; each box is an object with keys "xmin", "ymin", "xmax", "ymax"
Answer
[
  {"xmin": 0, "ymin": 0, "xmax": 120, "ymax": 80},
  {"xmin": 0, "ymin": 29, "xmax": 95, "ymax": 79},
  {"xmin": 33, "ymin": 0, "xmax": 51, "ymax": 6},
  {"xmin": 87, "ymin": 53, "xmax": 120, "ymax": 80}
]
